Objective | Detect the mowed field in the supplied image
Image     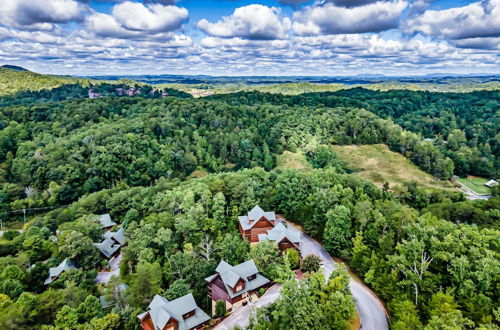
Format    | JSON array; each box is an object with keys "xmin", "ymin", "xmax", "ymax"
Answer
[
  {"xmin": 275, "ymin": 150, "xmax": 312, "ymax": 171},
  {"xmin": 456, "ymin": 176, "xmax": 492, "ymax": 195},
  {"xmin": 331, "ymin": 144, "xmax": 456, "ymax": 190}
]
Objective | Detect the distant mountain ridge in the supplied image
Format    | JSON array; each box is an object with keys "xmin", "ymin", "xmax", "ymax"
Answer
[
  {"xmin": 82, "ymin": 73, "xmax": 500, "ymax": 86},
  {"xmin": 1, "ymin": 64, "xmax": 29, "ymax": 71}
]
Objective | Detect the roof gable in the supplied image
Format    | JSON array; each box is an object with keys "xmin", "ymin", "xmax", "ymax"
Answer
[
  {"xmin": 259, "ymin": 222, "xmax": 301, "ymax": 244},
  {"xmin": 239, "ymin": 205, "xmax": 276, "ymax": 230},
  {"xmin": 95, "ymin": 214, "xmax": 116, "ymax": 228},
  {"xmin": 44, "ymin": 258, "xmax": 76, "ymax": 284},
  {"xmin": 141, "ymin": 293, "xmax": 209, "ymax": 330}
]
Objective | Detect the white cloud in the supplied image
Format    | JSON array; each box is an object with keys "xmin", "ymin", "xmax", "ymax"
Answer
[
  {"xmin": 200, "ymin": 36, "xmax": 289, "ymax": 49},
  {"xmin": 112, "ymin": 1, "xmax": 188, "ymax": 33},
  {"xmin": 405, "ymin": 0, "xmax": 500, "ymax": 40},
  {"xmin": 0, "ymin": 0, "xmax": 86, "ymax": 30},
  {"xmin": 197, "ymin": 4, "xmax": 291, "ymax": 40},
  {"xmin": 85, "ymin": 1, "xmax": 188, "ymax": 40},
  {"xmin": 293, "ymin": 1, "xmax": 408, "ymax": 35}
]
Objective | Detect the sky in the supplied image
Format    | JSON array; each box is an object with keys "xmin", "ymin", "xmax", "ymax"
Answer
[{"xmin": 0, "ymin": 0, "xmax": 499, "ymax": 76}]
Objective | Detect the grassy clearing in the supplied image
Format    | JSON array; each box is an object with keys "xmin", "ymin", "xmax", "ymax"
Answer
[
  {"xmin": 331, "ymin": 144, "xmax": 455, "ymax": 191},
  {"xmin": 275, "ymin": 150, "xmax": 312, "ymax": 171},
  {"xmin": 456, "ymin": 176, "xmax": 492, "ymax": 195},
  {"xmin": 349, "ymin": 311, "xmax": 361, "ymax": 330},
  {"xmin": 189, "ymin": 169, "xmax": 209, "ymax": 179}
]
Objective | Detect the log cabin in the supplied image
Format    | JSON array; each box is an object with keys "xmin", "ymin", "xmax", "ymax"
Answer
[
  {"xmin": 137, "ymin": 293, "xmax": 210, "ymax": 330},
  {"xmin": 205, "ymin": 260, "xmax": 270, "ymax": 315},
  {"xmin": 258, "ymin": 222, "xmax": 301, "ymax": 253},
  {"xmin": 238, "ymin": 205, "xmax": 276, "ymax": 242}
]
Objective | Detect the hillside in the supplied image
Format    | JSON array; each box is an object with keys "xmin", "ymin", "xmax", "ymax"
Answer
[
  {"xmin": 0, "ymin": 67, "xmax": 90, "ymax": 96},
  {"xmin": 332, "ymin": 144, "xmax": 456, "ymax": 191},
  {"xmin": 0, "ymin": 81, "xmax": 498, "ymax": 330}
]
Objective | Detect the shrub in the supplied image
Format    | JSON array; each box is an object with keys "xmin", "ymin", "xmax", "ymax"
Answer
[
  {"xmin": 2, "ymin": 231, "xmax": 20, "ymax": 241},
  {"xmin": 301, "ymin": 255, "xmax": 321, "ymax": 273},
  {"xmin": 215, "ymin": 300, "xmax": 226, "ymax": 318},
  {"xmin": 284, "ymin": 248, "xmax": 300, "ymax": 270}
]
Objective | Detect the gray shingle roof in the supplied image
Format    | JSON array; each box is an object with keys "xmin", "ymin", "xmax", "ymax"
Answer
[
  {"xmin": 94, "ymin": 238, "xmax": 121, "ymax": 259},
  {"xmin": 205, "ymin": 259, "xmax": 270, "ymax": 299},
  {"xmin": 258, "ymin": 222, "xmax": 301, "ymax": 245},
  {"xmin": 238, "ymin": 205, "xmax": 276, "ymax": 231},
  {"xmin": 137, "ymin": 293, "xmax": 210, "ymax": 330},
  {"xmin": 95, "ymin": 214, "xmax": 116, "ymax": 228},
  {"xmin": 103, "ymin": 227, "xmax": 126, "ymax": 245},
  {"xmin": 44, "ymin": 258, "xmax": 76, "ymax": 285}
]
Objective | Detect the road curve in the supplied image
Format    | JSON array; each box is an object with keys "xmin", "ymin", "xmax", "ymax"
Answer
[
  {"xmin": 287, "ymin": 222, "xmax": 389, "ymax": 330},
  {"xmin": 215, "ymin": 222, "xmax": 389, "ymax": 330}
]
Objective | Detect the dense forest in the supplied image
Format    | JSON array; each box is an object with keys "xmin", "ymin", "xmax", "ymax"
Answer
[
  {"xmin": 0, "ymin": 72, "xmax": 498, "ymax": 329},
  {"xmin": 209, "ymin": 89, "xmax": 499, "ymax": 178}
]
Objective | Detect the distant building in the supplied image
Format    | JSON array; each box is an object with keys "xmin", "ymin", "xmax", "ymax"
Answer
[
  {"xmin": 94, "ymin": 214, "xmax": 117, "ymax": 230},
  {"xmin": 137, "ymin": 293, "xmax": 210, "ymax": 330},
  {"xmin": 258, "ymin": 222, "xmax": 301, "ymax": 252},
  {"xmin": 485, "ymin": 179, "xmax": 498, "ymax": 188},
  {"xmin": 44, "ymin": 258, "xmax": 76, "ymax": 285},
  {"xmin": 205, "ymin": 260, "xmax": 270, "ymax": 315},
  {"xmin": 238, "ymin": 205, "xmax": 276, "ymax": 242},
  {"xmin": 126, "ymin": 88, "xmax": 135, "ymax": 96},
  {"xmin": 88, "ymin": 88, "xmax": 101, "ymax": 99},
  {"xmin": 115, "ymin": 88, "xmax": 123, "ymax": 96},
  {"xmin": 161, "ymin": 91, "xmax": 169, "ymax": 98}
]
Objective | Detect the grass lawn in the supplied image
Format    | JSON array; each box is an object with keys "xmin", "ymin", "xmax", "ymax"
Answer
[
  {"xmin": 189, "ymin": 169, "xmax": 209, "ymax": 179},
  {"xmin": 275, "ymin": 150, "xmax": 312, "ymax": 171},
  {"xmin": 456, "ymin": 176, "xmax": 492, "ymax": 195},
  {"xmin": 331, "ymin": 144, "xmax": 456, "ymax": 191}
]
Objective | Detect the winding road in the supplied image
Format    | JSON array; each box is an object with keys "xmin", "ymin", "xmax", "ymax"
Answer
[{"xmin": 215, "ymin": 221, "xmax": 389, "ymax": 330}]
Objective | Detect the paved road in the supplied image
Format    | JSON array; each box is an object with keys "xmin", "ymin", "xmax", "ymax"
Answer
[
  {"xmin": 215, "ymin": 284, "xmax": 282, "ymax": 329},
  {"xmin": 291, "ymin": 223, "xmax": 388, "ymax": 330},
  {"xmin": 455, "ymin": 180, "xmax": 492, "ymax": 200},
  {"xmin": 215, "ymin": 223, "xmax": 389, "ymax": 330},
  {"xmin": 95, "ymin": 253, "xmax": 122, "ymax": 284}
]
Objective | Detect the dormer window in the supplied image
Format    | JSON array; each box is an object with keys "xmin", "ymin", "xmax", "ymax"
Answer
[
  {"xmin": 182, "ymin": 310, "xmax": 195, "ymax": 320},
  {"xmin": 247, "ymin": 274, "xmax": 256, "ymax": 281}
]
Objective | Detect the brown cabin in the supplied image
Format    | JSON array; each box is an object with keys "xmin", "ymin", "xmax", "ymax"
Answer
[
  {"xmin": 205, "ymin": 260, "xmax": 270, "ymax": 315},
  {"xmin": 257, "ymin": 222, "xmax": 301, "ymax": 253},
  {"xmin": 238, "ymin": 205, "xmax": 276, "ymax": 242},
  {"xmin": 137, "ymin": 293, "xmax": 210, "ymax": 330}
]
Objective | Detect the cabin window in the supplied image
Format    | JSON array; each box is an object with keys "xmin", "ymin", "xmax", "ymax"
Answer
[
  {"xmin": 182, "ymin": 310, "xmax": 195, "ymax": 319},
  {"xmin": 247, "ymin": 274, "xmax": 257, "ymax": 281},
  {"xmin": 235, "ymin": 282, "xmax": 244, "ymax": 292}
]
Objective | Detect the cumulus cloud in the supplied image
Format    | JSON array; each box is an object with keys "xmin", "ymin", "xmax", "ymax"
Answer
[
  {"xmin": 0, "ymin": 0, "xmax": 86, "ymax": 30},
  {"xmin": 452, "ymin": 37, "xmax": 500, "ymax": 50},
  {"xmin": 112, "ymin": 1, "xmax": 188, "ymax": 33},
  {"xmin": 86, "ymin": 1, "xmax": 188, "ymax": 39},
  {"xmin": 293, "ymin": 0, "xmax": 408, "ymax": 35},
  {"xmin": 197, "ymin": 4, "xmax": 291, "ymax": 40},
  {"xmin": 405, "ymin": 0, "xmax": 500, "ymax": 40}
]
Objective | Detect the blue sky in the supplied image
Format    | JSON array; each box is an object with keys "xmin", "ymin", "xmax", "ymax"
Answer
[{"xmin": 0, "ymin": 0, "xmax": 498, "ymax": 76}]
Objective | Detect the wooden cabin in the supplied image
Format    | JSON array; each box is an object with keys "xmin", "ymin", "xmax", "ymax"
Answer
[
  {"xmin": 137, "ymin": 293, "xmax": 210, "ymax": 330},
  {"xmin": 258, "ymin": 222, "xmax": 301, "ymax": 253},
  {"xmin": 205, "ymin": 260, "xmax": 270, "ymax": 315},
  {"xmin": 238, "ymin": 205, "xmax": 276, "ymax": 242}
]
